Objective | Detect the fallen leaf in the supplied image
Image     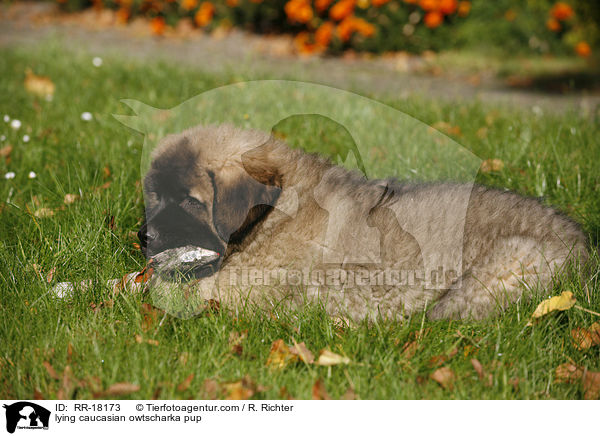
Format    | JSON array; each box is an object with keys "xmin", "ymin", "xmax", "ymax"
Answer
[
  {"xmin": 340, "ymin": 387, "xmax": 357, "ymax": 400},
  {"xmin": 430, "ymin": 366, "xmax": 455, "ymax": 390},
  {"xmin": 278, "ymin": 386, "xmax": 294, "ymax": 400},
  {"xmin": 140, "ymin": 303, "xmax": 162, "ymax": 331},
  {"xmin": 427, "ymin": 347, "xmax": 458, "ymax": 368},
  {"xmin": 95, "ymin": 382, "xmax": 140, "ymax": 398},
  {"xmin": 555, "ymin": 363, "xmax": 584, "ymax": 383},
  {"xmin": 582, "ymin": 371, "xmax": 600, "ymax": 400},
  {"xmin": 571, "ymin": 322, "xmax": 600, "ymax": 350},
  {"xmin": 527, "ymin": 291, "xmax": 576, "ymax": 325},
  {"xmin": 554, "ymin": 363, "xmax": 600, "ymax": 400},
  {"xmin": 63, "ymin": 193, "xmax": 79, "ymax": 205},
  {"xmin": 24, "ymin": 68, "xmax": 55, "ymax": 98},
  {"xmin": 312, "ymin": 379, "xmax": 331, "ymax": 400},
  {"xmin": 223, "ymin": 376, "xmax": 257, "ymax": 400},
  {"xmin": 480, "ymin": 158, "xmax": 504, "ymax": 173},
  {"xmin": 33, "ymin": 389, "xmax": 44, "ymax": 400},
  {"xmin": 289, "ymin": 339, "xmax": 314, "ymax": 364},
  {"xmin": 134, "ymin": 265, "xmax": 154, "ymax": 284},
  {"xmin": 316, "ymin": 349, "xmax": 350, "ymax": 366},
  {"xmin": 470, "ymin": 358, "xmax": 493, "ymax": 386},
  {"xmin": 57, "ymin": 365, "xmax": 75, "ymax": 400},
  {"xmin": 400, "ymin": 341, "xmax": 419, "ymax": 359},
  {"xmin": 229, "ymin": 330, "xmax": 248, "ymax": 356},
  {"xmin": 45, "ymin": 267, "xmax": 56, "ymax": 283},
  {"xmin": 0, "ymin": 145, "xmax": 12, "ymax": 164},
  {"xmin": 177, "ymin": 374, "xmax": 194, "ymax": 392},
  {"xmin": 34, "ymin": 208, "xmax": 54, "ymax": 218},
  {"xmin": 202, "ymin": 379, "xmax": 219, "ymax": 400},
  {"xmin": 266, "ymin": 339, "xmax": 298, "ymax": 369},
  {"xmin": 42, "ymin": 361, "xmax": 59, "ymax": 379},
  {"xmin": 102, "ymin": 166, "xmax": 111, "ymax": 179}
]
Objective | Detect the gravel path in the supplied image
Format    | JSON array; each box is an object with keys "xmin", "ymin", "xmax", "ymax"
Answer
[{"xmin": 2, "ymin": 2, "xmax": 599, "ymax": 115}]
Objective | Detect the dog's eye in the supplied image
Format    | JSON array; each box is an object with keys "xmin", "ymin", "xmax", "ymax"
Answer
[{"xmin": 183, "ymin": 196, "xmax": 207, "ymax": 211}]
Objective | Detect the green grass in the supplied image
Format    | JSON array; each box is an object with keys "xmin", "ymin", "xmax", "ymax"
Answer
[{"xmin": 0, "ymin": 43, "xmax": 599, "ymax": 400}]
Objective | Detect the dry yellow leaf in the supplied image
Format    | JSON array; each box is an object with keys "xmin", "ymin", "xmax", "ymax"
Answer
[
  {"xmin": 554, "ymin": 363, "xmax": 600, "ymax": 400},
  {"xmin": 430, "ymin": 366, "xmax": 455, "ymax": 390},
  {"xmin": 34, "ymin": 208, "xmax": 54, "ymax": 218},
  {"xmin": 312, "ymin": 379, "xmax": 331, "ymax": 400},
  {"xmin": 527, "ymin": 291, "xmax": 576, "ymax": 325},
  {"xmin": 470, "ymin": 358, "xmax": 492, "ymax": 387},
  {"xmin": 315, "ymin": 349, "xmax": 350, "ymax": 366},
  {"xmin": 265, "ymin": 339, "xmax": 297, "ymax": 369},
  {"xmin": 480, "ymin": 158, "xmax": 504, "ymax": 173},
  {"xmin": 289, "ymin": 339, "xmax": 314, "ymax": 364},
  {"xmin": 24, "ymin": 68, "xmax": 55, "ymax": 99},
  {"xmin": 571, "ymin": 322, "xmax": 600, "ymax": 350},
  {"xmin": 64, "ymin": 193, "xmax": 80, "ymax": 205}
]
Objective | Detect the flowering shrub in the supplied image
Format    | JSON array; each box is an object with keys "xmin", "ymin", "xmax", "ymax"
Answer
[{"xmin": 56, "ymin": 0, "xmax": 596, "ymax": 57}]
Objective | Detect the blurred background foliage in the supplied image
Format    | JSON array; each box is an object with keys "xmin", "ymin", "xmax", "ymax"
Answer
[{"xmin": 51, "ymin": 0, "xmax": 598, "ymax": 58}]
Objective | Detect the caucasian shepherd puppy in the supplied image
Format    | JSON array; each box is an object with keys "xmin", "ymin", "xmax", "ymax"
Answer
[{"xmin": 139, "ymin": 124, "xmax": 588, "ymax": 320}]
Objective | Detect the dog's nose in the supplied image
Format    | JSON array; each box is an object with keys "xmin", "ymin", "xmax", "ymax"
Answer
[{"xmin": 146, "ymin": 229, "xmax": 158, "ymax": 241}]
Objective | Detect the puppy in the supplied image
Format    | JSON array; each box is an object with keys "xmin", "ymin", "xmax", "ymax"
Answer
[{"xmin": 139, "ymin": 124, "xmax": 589, "ymax": 320}]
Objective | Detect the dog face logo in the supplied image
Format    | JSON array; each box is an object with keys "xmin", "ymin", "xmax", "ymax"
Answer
[{"xmin": 3, "ymin": 402, "xmax": 50, "ymax": 434}]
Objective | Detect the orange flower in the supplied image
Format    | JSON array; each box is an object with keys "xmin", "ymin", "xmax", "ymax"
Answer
[
  {"xmin": 546, "ymin": 18, "xmax": 561, "ymax": 32},
  {"xmin": 194, "ymin": 2, "xmax": 215, "ymax": 26},
  {"xmin": 419, "ymin": 0, "xmax": 439, "ymax": 12},
  {"xmin": 315, "ymin": 0, "xmax": 333, "ymax": 11},
  {"xmin": 116, "ymin": 6, "xmax": 130, "ymax": 23},
  {"xmin": 575, "ymin": 41, "xmax": 591, "ymax": 58},
  {"xmin": 424, "ymin": 10, "xmax": 443, "ymax": 28},
  {"xmin": 457, "ymin": 1, "xmax": 470, "ymax": 17},
  {"xmin": 181, "ymin": 0, "xmax": 198, "ymax": 10},
  {"xmin": 336, "ymin": 16, "xmax": 374, "ymax": 41},
  {"xmin": 372, "ymin": 0, "xmax": 391, "ymax": 6},
  {"xmin": 315, "ymin": 21, "xmax": 335, "ymax": 47},
  {"xmin": 285, "ymin": 0, "xmax": 313, "ymax": 24},
  {"xmin": 150, "ymin": 16, "xmax": 166, "ymax": 35},
  {"xmin": 294, "ymin": 32, "xmax": 321, "ymax": 55},
  {"xmin": 550, "ymin": 2, "xmax": 574, "ymax": 21},
  {"xmin": 438, "ymin": 0, "xmax": 457, "ymax": 15},
  {"xmin": 330, "ymin": 0, "xmax": 355, "ymax": 21},
  {"xmin": 337, "ymin": 16, "xmax": 355, "ymax": 41},
  {"xmin": 353, "ymin": 17, "xmax": 375, "ymax": 37},
  {"xmin": 226, "ymin": 0, "xmax": 239, "ymax": 5}
]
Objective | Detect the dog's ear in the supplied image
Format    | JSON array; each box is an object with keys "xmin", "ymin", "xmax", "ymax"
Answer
[
  {"xmin": 240, "ymin": 142, "xmax": 282, "ymax": 187},
  {"xmin": 211, "ymin": 164, "xmax": 281, "ymax": 242}
]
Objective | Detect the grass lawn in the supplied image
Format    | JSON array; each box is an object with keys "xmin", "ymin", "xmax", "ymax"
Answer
[{"xmin": 0, "ymin": 43, "xmax": 599, "ymax": 400}]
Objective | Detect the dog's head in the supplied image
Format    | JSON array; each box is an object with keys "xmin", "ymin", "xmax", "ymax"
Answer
[{"xmin": 138, "ymin": 125, "xmax": 282, "ymax": 273}]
